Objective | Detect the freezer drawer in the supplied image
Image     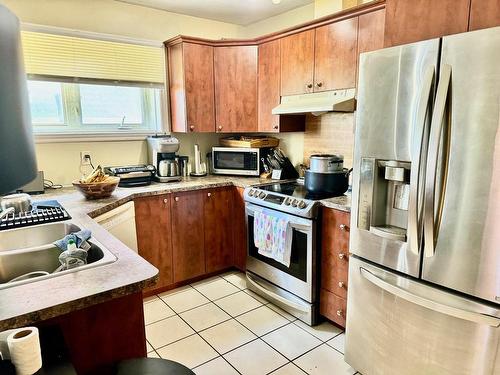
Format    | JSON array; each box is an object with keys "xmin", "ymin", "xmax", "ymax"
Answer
[{"xmin": 345, "ymin": 256, "xmax": 500, "ymax": 375}]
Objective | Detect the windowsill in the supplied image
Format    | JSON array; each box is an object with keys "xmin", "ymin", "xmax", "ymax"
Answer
[{"xmin": 34, "ymin": 131, "xmax": 160, "ymax": 143}]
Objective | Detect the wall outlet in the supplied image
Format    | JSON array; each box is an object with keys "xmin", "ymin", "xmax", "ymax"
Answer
[{"xmin": 80, "ymin": 151, "xmax": 92, "ymax": 166}]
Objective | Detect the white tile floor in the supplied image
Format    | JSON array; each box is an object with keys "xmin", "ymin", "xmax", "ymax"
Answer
[{"xmin": 143, "ymin": 271, "xmax": 360, "ymax": 375}]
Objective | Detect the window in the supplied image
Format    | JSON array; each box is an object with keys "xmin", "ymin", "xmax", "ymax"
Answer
[
  {"xmin": 28, "ymin": 80, "xmax": 163, "ymax": 134},
  {"xmin": 21, "ymin": 29, "xmax": 166, "ymax": 137}
]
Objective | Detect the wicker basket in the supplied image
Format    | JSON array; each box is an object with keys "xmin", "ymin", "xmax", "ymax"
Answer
[{"xmin": 219, "ymin": 136, "xmax": 279, "ymax": 148}]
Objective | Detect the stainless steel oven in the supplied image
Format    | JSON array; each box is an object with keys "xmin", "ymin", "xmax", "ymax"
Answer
[{"xmin": 245, "ymin": 201, "xmax": 319, "ymax": 325}]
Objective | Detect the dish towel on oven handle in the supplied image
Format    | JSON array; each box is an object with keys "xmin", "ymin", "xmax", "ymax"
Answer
[{"xmin": 253, "ymin": 210, "xmax": 293, "ymax": 267}]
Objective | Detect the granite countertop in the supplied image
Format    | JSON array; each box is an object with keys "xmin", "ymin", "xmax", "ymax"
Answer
[{"xmin": 0, "ymin": 175, "xmax": 350, "ymax": 330}]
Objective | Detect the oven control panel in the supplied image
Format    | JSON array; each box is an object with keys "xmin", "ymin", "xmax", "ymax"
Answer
[{"xmin": 244, "ymin": 188, "xmax": 318, "ymax": 218}]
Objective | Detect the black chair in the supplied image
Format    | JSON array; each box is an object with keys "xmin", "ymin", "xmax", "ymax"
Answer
[{"xmin": 115, "ymin": 358, "xmax": 195, "ymax": 375}]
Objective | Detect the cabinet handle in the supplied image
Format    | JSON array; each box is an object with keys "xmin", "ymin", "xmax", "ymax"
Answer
[
  {"xmin": 336, "ymin": 309, "xmax": 344, "ymax": 317},
  {"xmin": 218, "ymin": 125, "xmax": 223, "ymax": 131},
  {"xmin": 174, "ymin": 197, "xmax": 179, "ymax": 202},
  {"xmin": 163, "ymin": 198, "xmax": 168, "ymax": 204},
  {"xmin": 339, "ymin": 224, "xmax": 349, "ymax": 232},
  {"xmin": 338, "ymin": 253, "xmax": 346, "ymax": 260},
  {"xmin": 315, "ymin": 82, "xmax": 323, "ymax": 88},
  {"xmin": 338, "ymin": 281, "xmax": 345, "ymax": 288},
  {"xmin": 273, "ymin": 125, "xmax": 279, "ymax": 130},
  {"xmin": 306, "ymin": 83, "xmax": 313, "ymax": 89},
  {"xmin": 207, "ymin": 192, "xmax": 211, "ymax": 197},
  {"xmin": 189, "ymin": 125, "xmax": 195, "ymax": 131}
]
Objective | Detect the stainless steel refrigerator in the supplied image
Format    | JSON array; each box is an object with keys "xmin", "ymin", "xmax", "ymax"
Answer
[{"xmin": 346, "ymin": 26, "xmax": 500, "ymax": 375}]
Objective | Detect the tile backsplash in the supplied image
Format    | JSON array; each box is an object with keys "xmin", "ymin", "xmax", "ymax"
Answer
[{"xmin": 303, "ymin": 112, "xmax": 355, "ymax": 168}]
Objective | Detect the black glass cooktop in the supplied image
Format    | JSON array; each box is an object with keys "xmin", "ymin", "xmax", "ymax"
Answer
[{"xmin": 257, "ymin": 182, "xmax": 334, "ymax": 200}]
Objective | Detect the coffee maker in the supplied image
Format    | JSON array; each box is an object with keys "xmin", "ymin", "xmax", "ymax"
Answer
[{"xmin": 147, "ymin": 135, "xmax": 182, "ymax": 182}]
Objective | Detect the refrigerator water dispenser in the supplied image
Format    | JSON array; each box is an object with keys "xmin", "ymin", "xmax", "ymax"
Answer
[{"xmin": 358, "ymin": 158, "xmax": 411, "ymax": 242}]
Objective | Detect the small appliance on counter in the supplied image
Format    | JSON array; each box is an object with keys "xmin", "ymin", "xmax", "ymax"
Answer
[
  {"xmin": 304, "ymin": 154, "xmax": 352, "ymax": 197},
  {"xmin": 105, "ymin": 165, "xmax": 155, "ymax": 187},
  {"xmin": 147, "ymin": 134, "xmax": 182, "ymax": 183},
  {"xmin": 190, "ymin": 144, "xmax": 207, "ymax": 177}
]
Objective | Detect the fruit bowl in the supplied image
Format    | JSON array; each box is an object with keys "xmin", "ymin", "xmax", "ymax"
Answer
[{"xmin": 72, "ymin": 176, "xmax": 120, "ymax": 200}]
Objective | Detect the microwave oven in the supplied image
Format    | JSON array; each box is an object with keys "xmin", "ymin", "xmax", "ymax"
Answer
[{"xmin": 212, "ymin": 147, "xmax": 270, "ymax": 176}]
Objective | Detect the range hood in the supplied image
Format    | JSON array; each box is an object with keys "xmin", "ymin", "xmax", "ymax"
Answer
[{"xmin": 272, "ymin": 88, "xmax": 356, "ymax": 116}]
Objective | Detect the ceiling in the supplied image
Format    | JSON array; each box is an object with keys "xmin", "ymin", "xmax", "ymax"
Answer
[{"xmin": 115, "ymin": 0, "xmax": 314, "ymax": 25}]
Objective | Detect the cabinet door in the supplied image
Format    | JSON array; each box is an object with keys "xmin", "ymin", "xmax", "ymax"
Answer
[
  {"xmin": 280, "ymin": 29, "xmax": 315, "ymax": 96},
  {"xmin": 314, "ymin": 18, "xmax": 358, "ymax": 91},
  {"xmin": 204, "ymin": 187, "xmax": 234, "ymax": 273},
  {"xmin": 320, "ymin": 208, "xmax": 350, "ymax": 299},
  {"xmin": 171, "ymin": 190, "xmax": 205, "ymax": 282},
  {"xmin": 214, "ymin": 46, "xmax": 258, "ymax": 132},
  {"xmin": 258, "ymin": 40, "xmax": 281, "ymax": 133},
  {"xmin": 358, "ymin": 9, "xmax": 386, "ymax": 56},
  {"xmin": 135, "ymin": 195, "xmax": 173, "ymax": 292},
  {"xmin": 168, "ymin": 43, "xmax": 187, "ymax": 133},
  {"xmin": 184, "ymin": 43, "xmax": 215, "ymax": 132},
  {"xmin": 384, "ymin": 0, "xmax": 470, "ymax": 47},
  {"xmin": 469, "ymin": 0, "xmax": 500, "ymax": 31},
  {"xmin": 168, "ymin": 43, "xmax": 215, "ymax": 133},
  {"xmin": 232, "ymin": 187, "xmax": 247, "ymax": 271}
]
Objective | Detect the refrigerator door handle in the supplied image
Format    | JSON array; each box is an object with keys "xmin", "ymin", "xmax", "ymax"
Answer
[
  {"xmin": 408, "ymin": 66, "xmax": 435, "ymax": 256},
  {"xmin": 360, "ymin": 267, "xmax": 500, "ymax": 327},
  {"xmin": 423, "ymin": 64, "xmax": 452, "ymax": 258}
]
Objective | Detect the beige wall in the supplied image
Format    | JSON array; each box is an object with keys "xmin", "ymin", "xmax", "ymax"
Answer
[
  {"xmin": 241, "ymin": 3, "xmax": 315, "ymax": 38},
  {"xmin": 1, "ymin": 0, "xmax": 362, "ymax": 185}
]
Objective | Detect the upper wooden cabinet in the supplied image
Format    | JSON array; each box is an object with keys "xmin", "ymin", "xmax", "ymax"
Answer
[
  {"xmin": 469, "ymin": 0, "xmax": 500, "ymax": 31},
  {"xmin": 384, "ymin": 0, "xmax": 470, "ymax": 47},
  {"xmin": 214, "ymin": 46, "xmax": 258, "ymax": 132},
  {"xmin": 314, "ymin": 17, "xmax": 358, "ymax": 91},
  {"xmin": 167, "ymin": 42, "xmax": 215, "ymax": 132},
  {"xmin": 280, "ymin": 29, "xmax": 315, "ymax": 96},
  {"xmin": 135, "ymin": 195, "xmax": 173, "ymax": 292},
  {"xmin": 358, "ymin": 8, "xmax": 386, "ymax": 57},
  {"xmin": 258, "ymin": 40, "xmax": 281, "ymax": 132},
  {"xmin": 258, "ymin": 40, "xmax": 305, "ymax": 133}
]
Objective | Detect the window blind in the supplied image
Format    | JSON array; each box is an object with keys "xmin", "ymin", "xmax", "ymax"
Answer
[{"xmin": 21, "ymin": 31, "xmax": 165, "ymax": 85}]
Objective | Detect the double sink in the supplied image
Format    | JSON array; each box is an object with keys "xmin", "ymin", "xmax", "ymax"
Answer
[{"xmin": 0, "ymin": 221, "xmax": 117, "ymax": 289}]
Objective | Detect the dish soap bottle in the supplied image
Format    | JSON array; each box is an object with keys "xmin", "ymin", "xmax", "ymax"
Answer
[{"xmin": 58, "ymin": 239, "xmax": 88, "ymax": 270}]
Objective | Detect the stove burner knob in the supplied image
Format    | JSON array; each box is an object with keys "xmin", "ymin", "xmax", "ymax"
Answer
[
  {"xmin": 284, "ymin": 198, "xmax": 291, "ymax": 206},
  {"xmin": 259, "ymin": 192, "xmax": 266, "ymax": 199},
  {"xmin": 248, "ymin": 189, "xmax": 255, "ymax": 197},
  {"xmin": 298, "ymin": 201, "xmax": 307, "ymax": 209},
  {"xmin": 291, "ymin": 199, "xmax": 298, "ymax": 207}
]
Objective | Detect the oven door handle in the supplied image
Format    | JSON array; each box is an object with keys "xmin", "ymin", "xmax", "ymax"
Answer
[
  {"xmin": 246, "ymin": 273, "xmax": 310, "ymax": 313},
  {"xmin": 246, "ymin": 207, "xmax": 313, "ymax": 234}
]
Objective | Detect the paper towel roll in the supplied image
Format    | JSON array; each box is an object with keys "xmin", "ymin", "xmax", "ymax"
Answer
[
  {"xmin": 7, "ymin": 327, "xmax": 42, "ymax": 375},
  {"xmin": 0, "ymin": 329, "xmax": 16, "ymax": 359}
]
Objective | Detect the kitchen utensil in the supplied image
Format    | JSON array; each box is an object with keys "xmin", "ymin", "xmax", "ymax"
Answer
[
  {"xmin": 304, "ymin": 168, "xmax": 352, "ymax": 196},
  {"xmin": 1, "ymin": 193, "xmax": 32, "ymax": 214},
  {"xmin": 261, "ymin": 158, "xmax": 270, "ymax": 173},
  {"xmin": 179, "ymin": 156, "xmax": 189, "ymax": 177},
  {"xmin": 309, "ymin": 154, "xmax": 344, "ymax": 173},
  {"xmin": 72, "ymin": 176, "xmax": 120, "ymax": 200}
]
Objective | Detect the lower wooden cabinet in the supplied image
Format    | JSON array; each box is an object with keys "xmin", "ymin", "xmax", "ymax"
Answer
[
  {"xmin": 320, "ymin": 207, "xmax": 350, "ymax": 327},
  {"xmin": 204, "ymin": 187, "xmax": 234, "ymax": 273},
  {"xmin": 320, "ymin": 289, "xmax": 347, "ymax": 328},
  {"xmin": 135, "ymin": 186, "xmax": 240, "ymax": 292},
  {"xmin": 171, "ymin": 190, "xmax": 206, "ymax": 283},
  {"xmin": 134, "ymin": 194, "xmax": 173, "ymax": 292}
]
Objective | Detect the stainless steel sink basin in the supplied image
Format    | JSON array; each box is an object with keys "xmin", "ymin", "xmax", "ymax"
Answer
[
  {"xmin": 0, "ymin": 222, "xmax": 81, "ymax": 251},
  {"xmin": 0, "ymin": 221, "xmax": 117, "ymax": 289}
]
